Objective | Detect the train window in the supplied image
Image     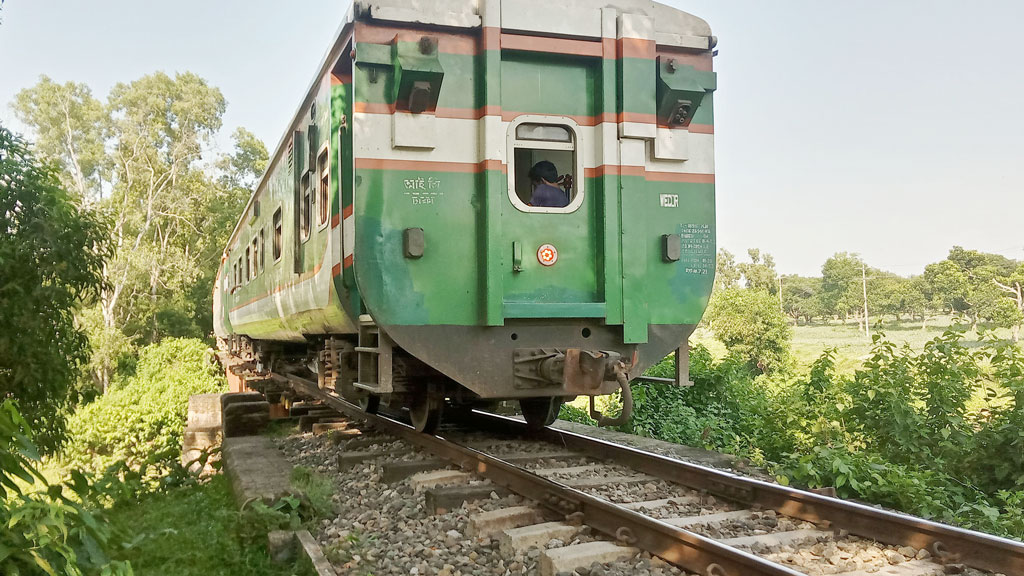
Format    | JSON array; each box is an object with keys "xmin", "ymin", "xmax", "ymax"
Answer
[
  {"xmin": 245, "ymin": 246, "xmax": 251, "ymax": 283},
  {"xmin": 507, "ymin": 116, "xmax": 584, "ymax": 214},
  {"xmin": 300, "ymin": 173, "xmax": 311, "ymax": 241},
  {"xmin": 318, "ymin": 146, "xmax": 330, "ymax": 226},
  {"xmin": 259, "ymin": 228, "xmax": 266, "ymax": 271},
  {"xmin": 251, "ymin": 236, "xmax": 259, "ymax": 278},
  {"xmin": 273, "ymin": 208, "xmax": 283, "ymax": 261},
  {"xmin": 236, "ymin": 258, "xmax": 242, "ymax": 287}
]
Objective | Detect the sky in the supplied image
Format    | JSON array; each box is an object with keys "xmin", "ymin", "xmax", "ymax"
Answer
[{"xmin": 2, "ymin": 0, "xmax": 1023, "ymax": 276}]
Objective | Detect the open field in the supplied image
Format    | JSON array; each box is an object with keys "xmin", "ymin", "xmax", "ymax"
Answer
[{"xmin": 693, "ymin": 315, "xmax": 1017, "ymax": 374}]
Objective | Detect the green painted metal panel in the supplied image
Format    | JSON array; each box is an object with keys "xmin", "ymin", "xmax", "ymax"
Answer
[
  {"xmin": 500, "ymin": 53, "xmax": 597, "ymax": 118},
  {"xmin": 354, "ymin": 168, "xmax": 483, "ymax": 326},
  {"xmin": 631, "ymin": 179, "xmax": 716, "ymax": 325},
  {"xmin": 619, "ymin": 56, "xmax": 656, "ymax": 119},
  {"xmin": 503, "ymin": 302, "xmax": 607, "ymax": 318}
]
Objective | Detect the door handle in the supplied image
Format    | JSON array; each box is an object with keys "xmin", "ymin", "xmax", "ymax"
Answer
[{"xmin": 513, "ymin": 241, "xmax": 523, "ymax": 273}]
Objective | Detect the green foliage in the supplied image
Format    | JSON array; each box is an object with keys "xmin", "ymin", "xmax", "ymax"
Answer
[
  {"xmin": 236, "ymin": 467, "xmax": 330, "ymax": 547},
  {"xmin": 558, "ymin": 403, "xmax": 597, "ymax": 426},
  {"xmin": 63, "ymin": 338, "xmax": 226, "ymax": 474},
  {"xmin": 0, "ymin": 124, "xmax": 108, "ymax": 451},
  {"xmin": 238, "ymin": 498, "xmax": 304, "ymax": 545},
  {"xmin": 781, "ymin": 275, "xmax": 824, "ymax": 324},
  {"xmin": 106, "ymin": 475, "xmax": 299, "ymax": 576},
  {"xmin": 714, "ymin": 249, "xmax": 741, "ymax": 292},
  {"xmin": 820, "ymin": 252, "xmax": 865, "ymax": 319},
  {"xmin": 922, "ymin": 247, "xmax": 1024, "ymax": 333},
  {"xmin": 1, "ymin": 400, "xmax": 132, "ymax": 576},
  {"xmin": 737, "ymin": 248, "xmax": 778, "ymax": 294},
  {"xmin": 11, "ymin": 77, "xmax": 107, "ymax": 201},
  {"xmin": 624, "ymin": 329, "xmax": 1024, "ymax": 539},
  {"xmin": 706, "ymin": 287, "xmax": 792, "ymax": 372},
  {"xmin": 13, "ymin": 73, "xmax": 266, "ymax": 391},
  {"xmin": 290, "ymin": 466, "xmax": 335, "ymax": 520}
]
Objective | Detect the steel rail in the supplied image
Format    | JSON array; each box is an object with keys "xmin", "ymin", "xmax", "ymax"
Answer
[
  {"xmin": 282, "ymin": 374, "xmax": 803, "ymax": 576},
  {"xmin": 466, "ymin": 410, "xmax": 1024, "ymax": 575}
]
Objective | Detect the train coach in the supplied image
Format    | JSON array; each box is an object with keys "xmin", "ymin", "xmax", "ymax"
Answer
[{"xmin": 214, "ymin": 0, "xmax": 718, "ymax": 433}]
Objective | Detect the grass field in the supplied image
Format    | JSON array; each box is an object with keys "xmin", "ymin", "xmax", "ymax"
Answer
[{"xmin": 692, "ymin": 315, "xmax": 1016, "ymax": 374}]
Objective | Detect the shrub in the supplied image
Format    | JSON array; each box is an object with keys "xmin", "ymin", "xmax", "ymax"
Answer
[
  {"xmin": 626, "ymin": 330, "xmax": 1024, "ymax": 539},
  {"xmin": 0, "ymin": 400, "xmax": 132, "ymax": 576},
  {"xmin": 0, "ymin": 125, "xmax": 109, "ymax": 452},
  {"xmin": 558, "ymin": 403, "xmax": 597, "ymax": 426},
  {"xmin": 64, "ymin": 338, "xmax": 225, "ymax": 474},
  {"xmin": 706, "ymin": 287, "xmax": 792, "ymax": 372}
]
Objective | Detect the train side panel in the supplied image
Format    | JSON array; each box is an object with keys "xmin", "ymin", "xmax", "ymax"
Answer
[{"xmin": 217, "ymin": 67, "xmax": 357, "ymax": 343}]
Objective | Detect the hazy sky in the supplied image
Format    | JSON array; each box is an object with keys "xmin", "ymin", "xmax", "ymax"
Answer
[{"xmin": 2, "ymin": 1, "xmax": 1022, "ymax": 276}]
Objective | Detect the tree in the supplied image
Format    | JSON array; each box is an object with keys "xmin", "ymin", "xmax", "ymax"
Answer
[
  {"xmin": 187, "ymin": 128, "xmax": 269, "ymax": 332},
  {"xmin": 0, "ymin": 125, "xmax": 107, "ymax": 450},
  {"xmin": 738, "ymin": 248, "xmax": 779, "ymax": 294},
  {"xmin": 715, "ymin": 249, "xmax": 741, "ymax": 292},
  {"xmin": 820, "ymin": 252, "xmax": 864, "ymax": 322},
  {"xmin": 13, "ymin": 72, "xmax": 260, "ymax": 389},
  {"xmin": 922, "ymin": 259, "xmax": 970, "ymax": 315},
  {"xmin": 907, "ymin": 276, "xmax": 932, "ymax": 326},
  {"xmin": 11, "ymin": 76, "xmax": 107, "ymax": 202},
  {"xmin": 992, "ymin": 263, "xmax": 1024, "ymax": 342},
  {"xmin": 781, "ymin": 275, "xmax": 823, "ymax": 324},
  {"xmin": 923, "ymin": 247, "xmax": 1022, "ymax": 332},
  {"xmin": 706, "ymin": 287, "xmax": 792, "ymax": 372},
  {"xmin": 217, "ymin": 127, "xmax": 268, "ymax": 191}
]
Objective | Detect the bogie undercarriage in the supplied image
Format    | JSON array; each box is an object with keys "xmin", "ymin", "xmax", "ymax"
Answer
[{"xmin": 221, "ymin": 331, "xmax": 575, "ymax": 434}]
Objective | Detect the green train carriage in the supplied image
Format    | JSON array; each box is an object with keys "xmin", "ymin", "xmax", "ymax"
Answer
[{"xmin": 214, "ymin": 0, "xmax": 718, "ymax": 432}]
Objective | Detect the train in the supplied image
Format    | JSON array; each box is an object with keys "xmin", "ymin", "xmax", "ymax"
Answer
[{"xmin": 214, "ymin": 0, "xmax": 717, "ymax": 433}]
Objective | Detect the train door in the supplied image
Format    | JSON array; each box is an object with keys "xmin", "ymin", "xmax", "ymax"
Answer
[
  {"xmin": 500, "ymin": 61, "xmax": 604, "ymax": 320},
  {"xmin": 499, "ymin": 53, "xmax": 604, "ymax": 320}
]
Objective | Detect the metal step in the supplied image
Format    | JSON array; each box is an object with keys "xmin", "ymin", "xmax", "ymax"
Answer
[{"xmin": 355, "ymin": 346, "xmax": 380, "ymax": 354}]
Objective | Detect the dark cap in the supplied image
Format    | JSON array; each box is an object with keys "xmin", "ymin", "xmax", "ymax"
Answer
[{"xmin": 528, "ymin": 161, "xmax": 558, "ymax": 183}]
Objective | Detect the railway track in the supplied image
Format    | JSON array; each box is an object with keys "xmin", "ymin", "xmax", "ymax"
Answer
[{"xmin": 275, "ymin": 373, "xmax": 1021, "ymax": 576}]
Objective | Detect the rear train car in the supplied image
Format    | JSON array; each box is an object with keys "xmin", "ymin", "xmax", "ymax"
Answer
[{"xmin": 215, "ymin": 0, "xmax": 717, "ymax": 432}]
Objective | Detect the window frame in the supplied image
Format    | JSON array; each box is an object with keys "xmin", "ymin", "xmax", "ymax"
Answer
[
  {"xmin": 506, "ymin": 115, "xmax": 585, "ymax": 214},
  {"xmin": 299, "ymin": 172, "xmax": 312, "ymax": 242},
  {"xmin": 273, "ymin": 207, "xmax": 283, "ymax": 262},
  {"xmin": 259, "ymin": 228, "xmax": 266, "ymax": 272},
  {"xmin": 317, "ymin": 143, "xmax": 331, "ymax": 229},
  {"xmin": 245, "ymin": 246, "xmax": 251, "ymax": 284},
  {"xmin": 251, "ymin": 236, "xmax": 259, "ymax": 279}
]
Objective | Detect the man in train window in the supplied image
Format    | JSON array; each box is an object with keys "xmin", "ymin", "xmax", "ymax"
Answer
[{"xmin": 528, "ymin": 161, "xmax": 569, "ymax": 208}]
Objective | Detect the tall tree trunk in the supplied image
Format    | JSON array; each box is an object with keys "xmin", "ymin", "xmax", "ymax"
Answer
[{"xmin": 150, "ymin": 269, "xmax": 160, "ymax": 342}]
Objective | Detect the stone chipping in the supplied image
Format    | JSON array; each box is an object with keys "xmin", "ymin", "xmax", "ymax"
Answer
[
  {"xmin": 272, "ymin": 422, "xmax": 1004, "ymax": 576},
  {"xmin": 275, "ymin": 430, "xmax": 695, "ymax": 576}
]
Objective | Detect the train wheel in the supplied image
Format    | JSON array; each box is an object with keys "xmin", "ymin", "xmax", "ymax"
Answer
[
  {"xmin": 520, "ymin": 397, "xmax": 563, "ymax": 431},
  {"xmin": 358, "ymin": 394, "xmax": 380, "ymax": 415},
  {"xmin": 409, "ymin": 388, "xmax": 443, "ymax": 434},
  {"xmin": 340, "ymin": 379, "xmax": 379, "ymax": 414}
]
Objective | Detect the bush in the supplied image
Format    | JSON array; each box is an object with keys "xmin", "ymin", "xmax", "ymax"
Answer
[
  {"xmin": 0, "ymin": 125, "xmax": 109, "ymax": 452},
  {"xmin": 64, "ymin": 338, "xmax": 225, "ymax": 474},
  {"xmin": 1, "ymin": 400, "xmax": 132, "ymax": 576},
  {"xmin": 558, "ymin": 403, "xmax": 597, "ymax": 426},
  {"xmin": 706, "ymin": 287, "xmax": 792, "ymax": 372},
  {"xmin": 626, "ymin": 330, "xmax": 1024, "ymax": 540}
]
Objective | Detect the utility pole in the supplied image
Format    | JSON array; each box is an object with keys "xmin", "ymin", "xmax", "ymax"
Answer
[
  {"xmin": 778, "ymin": 276, "xmax": 784, "ymax": 315},
  {"xmin": 862, "ymin": 262, "xmax": 870, "ymax": 339}
]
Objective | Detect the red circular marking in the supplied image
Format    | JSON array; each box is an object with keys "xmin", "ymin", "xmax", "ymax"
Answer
[{"xmin": 537, "ymin": 244, "xmax": 558, "ymax": 266}]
